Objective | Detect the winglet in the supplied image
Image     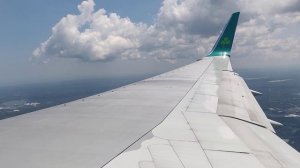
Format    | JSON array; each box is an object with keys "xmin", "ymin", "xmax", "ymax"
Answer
[{"xmin": 208, "ymin": 12, "xmax": 240, "ymax": 57}]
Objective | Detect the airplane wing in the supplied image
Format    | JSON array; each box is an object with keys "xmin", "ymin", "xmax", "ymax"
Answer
[{"xmin": 1, "ymin": 12, "xmax": 300, "ymax": 168}]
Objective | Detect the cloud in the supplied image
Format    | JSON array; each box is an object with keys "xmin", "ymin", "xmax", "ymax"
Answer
[
  {"xmin": 33, "ymin": 0, "xmax": 146, "ymax": 62},
  {"xmin": 33, "ymin": 0, "xmax": 300, "ymax": 67},
  {"xmin": 156, "ymin": 0, "xmax": 238, "ymax": 36},
  {"xmin": 232, "ymin": 11, "xmax": 300, "ymax": 67}
]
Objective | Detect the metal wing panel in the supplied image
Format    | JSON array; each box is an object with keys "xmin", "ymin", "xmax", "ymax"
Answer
[
  {"xmin": 103, "ymin": 56, "xmax": 300, "ymax": 168},
  {"xmin": 209, "ymin": 57, "xmax": 274, "ymax": 131},
  {"xmin": 0, "ymin": 59, "xmax": 212, "ymax": 168},
  {"xmin": 184, "ymin": 112, "xmax": 251, "ymax": 153},
  {"xmin": 222, "ymin": 117, "xmax": 300, "ymax": 168},
  {"xmin": 237, "ymin": 75, "xmax": 274, "ymax": 130},
  {"xmin": 103, "ymin": 57, "xmax": 264, "ymax": 168},
  {"xmin": 1, "ymin": 56, "xmax": 300, "ymax": 168},
  {"xmin": 206, "ymin": 150, "xmax": 265, "ymax": 168}
]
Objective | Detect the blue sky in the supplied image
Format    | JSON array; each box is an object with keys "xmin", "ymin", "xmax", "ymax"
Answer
[
  {"xmin": 0, "ymin": 0, "xmax": 82, "ymax": 86},
  {"xmin": 0, "ymin": 0, "xmax": 299, "ymax": 86},
  {"xmin": 0, "ymin": 0, "xmax": 160, "ymax": 56},
  {"xmin": 0, "ymin": 0, "xmax": 165, "ymax": 86}
]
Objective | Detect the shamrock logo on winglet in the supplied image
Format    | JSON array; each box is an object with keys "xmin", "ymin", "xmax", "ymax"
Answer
[{"xmin": 221, "ymin": 37, "xmax": 231, "ymax": 47}]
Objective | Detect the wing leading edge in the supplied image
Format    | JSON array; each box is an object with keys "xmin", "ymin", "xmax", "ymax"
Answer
[{"xmin": 0, "ymin": 12, "xmax": 300, "ymax": 168}]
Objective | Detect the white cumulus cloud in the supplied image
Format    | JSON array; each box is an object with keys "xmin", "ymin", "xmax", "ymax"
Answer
[
  {"xmin": 33, "ymin": 0, "xmax": 300, "ymax": 67},
  {"xmin": 33, "ymin": 0, "xmax": 146, "ymax": 62}
]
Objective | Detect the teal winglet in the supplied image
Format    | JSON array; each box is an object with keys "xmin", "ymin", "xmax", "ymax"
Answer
[{"xmin": 208, "ymin": 12, "xmax": 240, "ymax": 57}]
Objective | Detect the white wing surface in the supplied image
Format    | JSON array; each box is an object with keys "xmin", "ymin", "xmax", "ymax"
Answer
[{"xmin": 0, "ymin": 12, "xmax": 300, "ymax": 168}]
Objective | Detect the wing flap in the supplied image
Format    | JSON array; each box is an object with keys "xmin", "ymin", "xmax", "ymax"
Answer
[
  {"xmin": 207, "ymin": 56, "xmax": 274, "ymax": 131},
  {"xmin": 222, "ymin": 117, "xmax": 300, "ymax": 167},
  {"xmin": 206, "ymin": 151, "xmax": 265, "ymax": 168},
  {"xmin": 170, "ymin": 141, "xmax": 212, "ymax": 168},
  {"xmin": 184, "ymin": 112, "xmax": 251, "ymax": 153}
]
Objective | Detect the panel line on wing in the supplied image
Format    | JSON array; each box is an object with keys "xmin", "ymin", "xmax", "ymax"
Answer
[{"xmin": 219, "ymin": 115, "xmax": 267, "ymax": 129}]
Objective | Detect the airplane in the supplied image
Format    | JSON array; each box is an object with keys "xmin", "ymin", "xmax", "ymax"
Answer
[{"xmin": 1, "ymin": 12, "xmax": 300, "ymax": 168}]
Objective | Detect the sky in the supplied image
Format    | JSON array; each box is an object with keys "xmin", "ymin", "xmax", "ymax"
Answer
[{"xmin": 0, "ymin": 0, "xmax": 300, "ymax": 86}]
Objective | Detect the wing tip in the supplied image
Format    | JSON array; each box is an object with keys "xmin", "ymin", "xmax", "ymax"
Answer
[{"xmin": 207, "ymin": 12, "xmax": 240, "ymax": 57}]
